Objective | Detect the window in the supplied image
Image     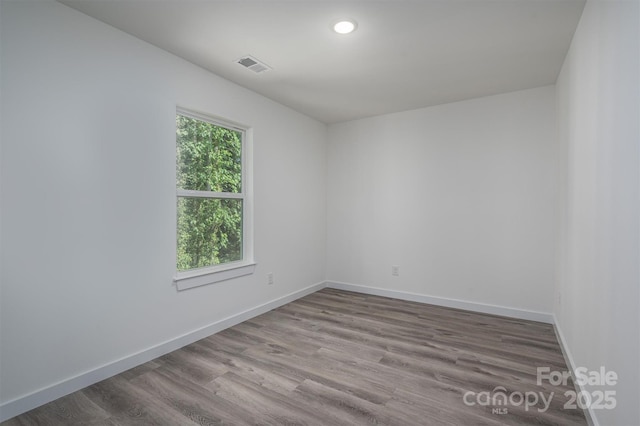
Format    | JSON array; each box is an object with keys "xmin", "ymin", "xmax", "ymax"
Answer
[{"xmin": 174, "ymin": 109, "xmax": 254, "ymax": 290}]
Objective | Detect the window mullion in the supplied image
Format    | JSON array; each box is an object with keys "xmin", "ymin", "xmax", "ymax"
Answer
[{"xmin": 177, "ymin": 189, "xmax": 244, "ymax": 199}]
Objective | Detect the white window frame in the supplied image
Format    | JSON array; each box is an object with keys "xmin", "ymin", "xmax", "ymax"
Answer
[{"xmin": 173, "ymin": 108, "xmax": 255, "ymax": 291}]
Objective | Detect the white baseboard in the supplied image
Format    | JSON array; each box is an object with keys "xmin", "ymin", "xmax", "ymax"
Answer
[
  {"xmin": 328, "ymin": 282, "xmax": 598, "ymax": 423},
  {"xmin": 552, "ymin": 315, "xmax": 598, "ymax": 426},
  {"xmin": 326, "ymin": 281, "xmax": 554, "ymax": 324},
  {"xmin": 0, "ymin": 280, "xmax": 567, "ymax": 423},
  {"xmin": 0, "ymin": 281, "xmax": 326, "ymax": 423}
]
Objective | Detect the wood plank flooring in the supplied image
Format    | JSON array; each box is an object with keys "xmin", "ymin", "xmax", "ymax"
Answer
[{"xmin": 2, "ymin": 288, "xmax": 587, "ymax": 425}]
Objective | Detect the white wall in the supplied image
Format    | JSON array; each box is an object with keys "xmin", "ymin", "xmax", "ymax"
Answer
[
  {"xmin": 327, "ymin": 87, "xmax": 558, "ymax": 314},
  {"xmin": 555, "ymin": 0, "xmax": 639, "ymax": 424},
  {"xmin": 0, "ymin": 0, "xmax": 326, "ymax": 410}
]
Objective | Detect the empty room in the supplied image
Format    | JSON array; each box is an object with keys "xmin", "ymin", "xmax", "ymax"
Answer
[{"xmin": 1, "ymin": 0, "xmax": 638, "ymax": 425}]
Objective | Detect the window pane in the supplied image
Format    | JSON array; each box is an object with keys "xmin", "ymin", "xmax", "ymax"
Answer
[
  {"xmin": 176, "ymin": 115, "xmax": 242, "ymax": 193},
  {"xmin": 177, "ymin": 197, "xmax": 243, "ymax": 271}
]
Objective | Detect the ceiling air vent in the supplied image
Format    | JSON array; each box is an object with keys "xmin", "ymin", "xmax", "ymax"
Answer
[{"xmin": 236, "ymin": 55, "xmax": 272, "ymax": 74}]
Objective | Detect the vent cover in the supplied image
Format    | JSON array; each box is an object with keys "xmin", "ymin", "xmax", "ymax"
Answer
[{"xmin": 236, "ymin": 55, "xmax": 271, "ymax": 74}]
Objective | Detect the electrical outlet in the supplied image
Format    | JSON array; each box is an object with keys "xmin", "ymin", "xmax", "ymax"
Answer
[
  {"xmin": 267, "ymin": 272, "xmax": 274, "ymax": 285},
  {"xmin": 392, "ymin": 265, "xmax": 399, "ymax": 276}
]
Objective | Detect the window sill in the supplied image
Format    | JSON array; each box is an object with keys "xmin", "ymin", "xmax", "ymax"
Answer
[{"xmin": 174, "ymin": 262, "xmax": 256, "ymax": 291}]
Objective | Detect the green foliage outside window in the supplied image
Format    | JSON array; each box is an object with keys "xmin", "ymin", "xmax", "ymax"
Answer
[{"xmin": 176, "ymin": 114, "xmax": 243, "ymax": 271}]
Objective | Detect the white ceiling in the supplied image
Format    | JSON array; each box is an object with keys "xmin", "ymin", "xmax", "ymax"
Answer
[{"xmin": 58, "ymin": 0, "xmax": 585, "ymax": 124}]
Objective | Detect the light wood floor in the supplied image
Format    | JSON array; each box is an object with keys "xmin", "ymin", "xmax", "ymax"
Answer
[{"xmin": 3, "ymin": 288, "xmax": 587, "ymax": 425}]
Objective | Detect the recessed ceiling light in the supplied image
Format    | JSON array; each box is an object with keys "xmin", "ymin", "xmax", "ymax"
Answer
[{"xmin": 333, "ymin": 20, "xmax": 357, "ymax": 34}]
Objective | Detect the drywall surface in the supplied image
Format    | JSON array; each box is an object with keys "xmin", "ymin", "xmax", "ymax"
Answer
[
  {"xmin": 327, "ymin": 86, "xmax": 558, "ymax": 313},
  {"xmin": 0, "ymin": 0, "xmax": 326, "ymax": 406},
  {"xmin": 555, "ymin": 0, "xmax": 639, "ymax": 424}
]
